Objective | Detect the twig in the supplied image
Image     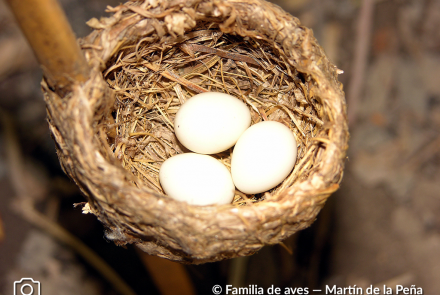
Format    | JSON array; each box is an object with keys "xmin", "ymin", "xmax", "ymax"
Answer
[
  {"xmin": 0, "ymin": 109, "xmax": 137, "ymax": 295},
  {"xmin": 13, "ymin": 200, "xmax": 137, "ymax": 295},
  {"xmin": 137, "ymin": 250, "xmax": 196, "ymax": 295},
  {"xmin": 5, "ymin": 0, "xmax": 90, "ymax": 94},
  {"xmin": 347, "ymin": 0, "xmax": 375, "ymax": 127},
  {"xmin": 404, "ymin": 134, "xmax": 440, "ymax": 170},
  {"xmin": 227, "ymin": 256, "xmax": 251, "ymax": 288},
  {"xmin": 278, "ymin": 242, "xmax": 293, "ymax": 255}
]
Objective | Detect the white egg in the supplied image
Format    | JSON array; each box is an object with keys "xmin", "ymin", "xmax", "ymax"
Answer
[
  {"xmin": 231, "ymin": 121, "xmax": 297, "ymax": 194},
  {"xmin": 174, "ymin": 92, "xmax": 251, "ymax": 154},
  {"xmin": 159, "ymin": 153, "xmax": 235, "ymax": 206}
]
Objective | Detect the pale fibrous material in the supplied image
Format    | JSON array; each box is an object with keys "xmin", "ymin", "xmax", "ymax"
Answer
[{"xmin": 42, "ymin": 0, "xmax": 349, "ymax": 263}]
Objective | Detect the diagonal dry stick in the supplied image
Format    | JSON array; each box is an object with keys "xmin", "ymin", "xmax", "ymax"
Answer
[
  {"xmin": 143, "ymin": 63, "xmax": 209, "ymax": 93},
  {"xmin": 0, "ymin": 109, "xmax": 136, "ymax": 295}
]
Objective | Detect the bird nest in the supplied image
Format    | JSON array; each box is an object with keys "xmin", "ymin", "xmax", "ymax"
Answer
[{"xmin": 42, "ymin": 0, "xmax": 349, "ymax": 263}]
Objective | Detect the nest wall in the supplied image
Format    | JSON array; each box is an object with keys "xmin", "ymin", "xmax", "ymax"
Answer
[{"xmin": 42, "ymin": 0, "xmax": 349, "ymax": 263}]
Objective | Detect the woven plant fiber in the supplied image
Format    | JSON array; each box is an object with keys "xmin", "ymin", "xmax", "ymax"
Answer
[{"xmin": 42, "ymin": 0, "xmax": 349, "ymax": 263}]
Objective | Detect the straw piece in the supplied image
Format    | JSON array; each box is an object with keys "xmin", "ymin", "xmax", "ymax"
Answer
[{"xmin": 143, "ymin": 63, "xmax": 208, "ymax": 93}]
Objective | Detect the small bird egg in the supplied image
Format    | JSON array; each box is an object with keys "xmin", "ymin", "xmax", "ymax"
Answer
[
  {"xmin": 231, "ymin": 121, "xmax": 297, "ymax": 194},
  {"xmin": 159, "ymin": 153, "xmax": 235, "ymax": 206},
  {"xmin": 174, "ymin": 92, "xmax": 251, "ymax": 154}
]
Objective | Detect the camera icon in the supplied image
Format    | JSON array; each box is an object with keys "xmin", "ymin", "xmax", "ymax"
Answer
[{"xmin": 13, "ymin": 278, "xmax": 41, "ymax": 295}]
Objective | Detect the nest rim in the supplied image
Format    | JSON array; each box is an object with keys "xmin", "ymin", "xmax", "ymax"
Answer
[{"xmin": 43, "ymin": 0, "xmax": 349, "ymax": 263}]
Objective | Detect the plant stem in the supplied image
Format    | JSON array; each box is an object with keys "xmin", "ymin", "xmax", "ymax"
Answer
[{"xmin": 5, "ymin": 0, "xmax": 90, "ymax": 94}]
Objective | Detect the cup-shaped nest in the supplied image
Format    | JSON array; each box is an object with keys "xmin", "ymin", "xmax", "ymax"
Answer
[{"xmin": 42, "ymin": 0, "xmax": 349, "ymax": 263}]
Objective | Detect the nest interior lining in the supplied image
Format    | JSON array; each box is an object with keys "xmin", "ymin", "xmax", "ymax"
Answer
[{"xmin": 103, "ymin": 25, "xmax": 325, "ymax": 205}]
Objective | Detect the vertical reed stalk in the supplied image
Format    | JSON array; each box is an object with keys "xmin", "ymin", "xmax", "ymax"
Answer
[{"xmin": 5, "ymin": 0, "xmax": 90, "ymax": 94}]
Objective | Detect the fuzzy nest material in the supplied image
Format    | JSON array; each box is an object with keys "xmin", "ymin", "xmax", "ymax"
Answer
[{"xmin": 42, "ymin": 0, "xmax": 349, "ymax": 263}]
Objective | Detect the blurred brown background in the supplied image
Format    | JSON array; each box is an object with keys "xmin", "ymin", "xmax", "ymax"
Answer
[{"xmin": 1, "ymin": 0, "xmax": 439, "ymax": 294}]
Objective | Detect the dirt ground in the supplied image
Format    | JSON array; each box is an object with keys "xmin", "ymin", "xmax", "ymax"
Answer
[{"xmin": 1, "ymin": 0, "xmax": 439, "ymax": 294}]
